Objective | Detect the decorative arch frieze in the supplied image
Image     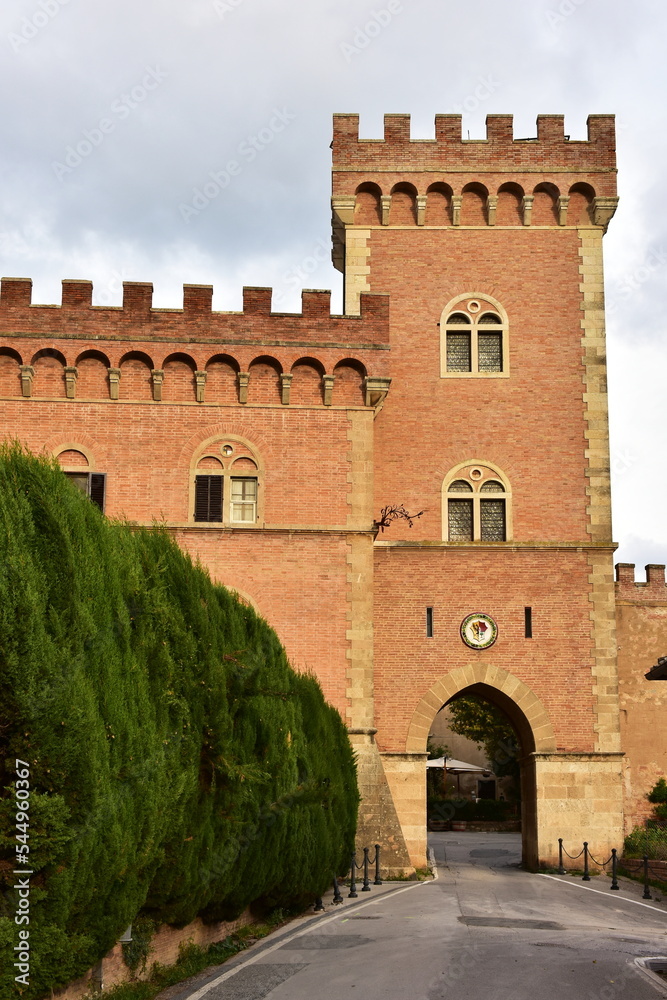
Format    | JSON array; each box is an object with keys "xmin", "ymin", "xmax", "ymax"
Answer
[{"xmin": 406, "ymin": 665, "xmax": 557, "ymax": 754}]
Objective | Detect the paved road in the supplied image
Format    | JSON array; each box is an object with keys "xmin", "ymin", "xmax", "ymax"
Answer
[{"xmin": 166, "ymin": 833, "xmax": 667, "ymax": 1000}]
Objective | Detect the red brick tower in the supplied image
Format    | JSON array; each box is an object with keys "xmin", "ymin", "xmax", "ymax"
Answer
[{"xmin": 332, "ymin": 113, "xmax": 622, "ymax": 867}]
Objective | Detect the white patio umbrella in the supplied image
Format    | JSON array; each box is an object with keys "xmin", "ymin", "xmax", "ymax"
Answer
[
  {"xmin": 426, "ymin": 756, "xmax": 489, "ymax": 796},
  {"xmin": 425, "ymin": 756, "xmax": 487, "ymax": 772}
]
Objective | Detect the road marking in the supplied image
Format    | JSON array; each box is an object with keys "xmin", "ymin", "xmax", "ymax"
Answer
[
  {"xmin": 538, "ymin": 873, "xmax": 667, "ymax": 915},
  {"xmin": 185, "ymin": 881, "xmax": 428, "ymax": 1000}
]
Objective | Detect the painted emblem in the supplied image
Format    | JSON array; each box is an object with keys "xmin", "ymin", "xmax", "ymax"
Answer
[{"xmin": 461, "ymin": 613, "xmax": 498, "ymax": 650}]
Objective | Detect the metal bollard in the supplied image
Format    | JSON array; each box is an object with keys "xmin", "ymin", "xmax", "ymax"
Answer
[
  {"xmin": 348, "ymin": 853, "xmax": 358, "ymax": 898},
  {"xmin": 374, "ymin": 844, "xmax": 382, "ymax": 885},
  {"xmin": 333, "ymin": 876, "xmax": 343, "ymax": 905},
  {"xmin": 362, "ymin": 847, "xmax": 371, "ymax": 891},
  {"xmin": 314, "ymin": 897, "xmax": 324, "ymax": 911},
  {"xmin": 582, "ymin": 842, "xmax": 591, "ymax": 881},
  {"xmin": 558, "ymin": 838, "xmax": 566, "ymax": 875},
  {"xmin": 643, "ymin": 856, "xmax": 652, "ymax": 900},
  {"xmin": 610, "ymin": 848, "xmax": 619, "ymax": 890}
]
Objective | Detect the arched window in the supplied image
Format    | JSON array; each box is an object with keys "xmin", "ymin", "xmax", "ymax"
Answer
[
  {"xmin": 55, "ymin": 445, "xmax": 106, "ymax": 512},
  {"xmin": 443, "ymin": 464, "xmax": 511, "ymax": 542},
  {"xmin": 440, "ymin": 295, "xmax": 509, "ymax": 378},
  {"xmin": 191, "ymin": 436, "xmax": 263, "ymax": 526}
]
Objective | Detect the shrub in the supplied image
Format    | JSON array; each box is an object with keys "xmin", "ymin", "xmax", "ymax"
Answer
[
  {"xmin": 623, "ymin": 825, "xmax": 667, "ymax": 860},
  {"xmin": 0, "ymin": 445, "xmax": 358, "ymax": 998}
]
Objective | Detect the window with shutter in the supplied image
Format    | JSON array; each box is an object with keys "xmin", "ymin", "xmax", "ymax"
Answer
[
  {"xmin": 64, "ymin": 471, "xmax": 106, "ymax": 512},
  {"xmin": 194, "ymin": 475, "xmax": 223, "ymax": 522},
  {"xmin": 89, "ymin": 473, "xmax": 106, "ymax": 511},
  {"xmin": 191, "ymin": 439, "xmax": 263, "ymax": 526}
]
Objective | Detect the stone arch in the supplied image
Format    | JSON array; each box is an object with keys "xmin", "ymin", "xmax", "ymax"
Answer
[
  {"xmin": 52, "ymin": 442, "xmax": 97, "ymax": 471},
  {"xmin": 354, "ymin": 182, "xmax": 382, "ymax": 225},
  {"xmin": 568, "ymin": 182, "xmax": 596, "ymax": 225},
  {"xmin": 532, "ymin": 182, "xmax": 560, "ymax": 225},
  {"xmin": 407, "ymin": 665, "xmax": 555, "ymax": 869},
  {"xmin": 389, "ymin": 183, "xmax": 418, "ymax": 225},
  {"xmin": 205, "ymin": 353, "xmax": 239, "ymax": 405},
  {"xmin": 0, "ymin": 347, "xmax": 23, "ymax": 395},
  {"xmin": 290, "ymin": 356, "xmax": 325, "ymax": 405},
  {"xmin": 460, "ymin": 182, "xmax": 489, "ymax": 226},
  {"xmin": 248, "ymin": 355, "xmax": 282, "ymax": 404},
  {"xmin": 0, "ymin": 346, "xmax": 22, "ymax": 364},
  {"xmin": 119, "ymin": 351, "xmax": 153, "ymax": 401},
  {"xmin": 406, "ymin": 664, "xmax": 556, "ymax": 754},
  {"xmin": 228, "ymin": 588, "xmax": 261, "ymax": 612},
  {"xmin": 496, "ymin": 182, "xmax": 524, "ymax": 226},
  {"xmin": 333, "ymin": 358, "xmax": 366, "ymax": 405},
  {"xmin": 32, "ymin": 348, "xmax": 67, "ymax": 397},
  {"xmin": 75, "ymin": 350, "xmax": 111, "ymax": 399},
  {"xmin": 406, "ymin": 663, "xmax": 556, "ymax": 753},
  {"xmin": 425, "ymin": 183, "xmax": 452, "ymax": 226},
  {"xmin": 162, "ymin": 352, "xmax": 197, "ymax": 403}
]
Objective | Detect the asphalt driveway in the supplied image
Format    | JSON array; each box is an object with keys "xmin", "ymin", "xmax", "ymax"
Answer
[{"xmin": 164, "ymin": 832, "xmax": 667, "ymax": 1000}]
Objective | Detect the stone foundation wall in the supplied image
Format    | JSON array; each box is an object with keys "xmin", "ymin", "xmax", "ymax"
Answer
[{"xmin": 52, "ymin": 910, "xmax": 254, "ymax": 999}]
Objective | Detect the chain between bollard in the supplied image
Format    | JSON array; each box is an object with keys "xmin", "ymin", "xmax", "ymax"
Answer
[
  {"xmin": 558, "ymin": 838, "xmax": 566, "ymax": 874},
  {"xmin": 558, "ymin": 837, "xmax": 667, "ymax": 898},
  {"xmin": 362, "ymin": 847, "xmax": 371, "ymax": 891},
  {"xmin": 373, "ymin": 844, "xmax": 382, "ymax": 885},
  {"xmin": 348, "ymin": 852, "xmax": 358, "ymax": 898},
  {"xmin": 643, "ymin": 855, "xmax": 652, "ymax": 899},
  {"xmin": 582, "ymin": 841, "xmax": 591, "ymax": 881},
  {"xmin": 348, "ymin": 845, "xmax": 382, "ymax": 898}
]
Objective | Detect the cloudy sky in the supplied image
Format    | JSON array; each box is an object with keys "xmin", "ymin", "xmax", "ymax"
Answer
[{"xmin": 1, "ymin": 0, "xmax": 665, "ymax": 573}]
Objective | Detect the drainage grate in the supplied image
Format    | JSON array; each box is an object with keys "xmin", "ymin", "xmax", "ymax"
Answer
[
  {"xmin": 459, "ymin": 916, "xmax": 565, "ymax": 930},
  {"xmin": 205, "ymin": 964, "xmax": 307, "ymax": 1000},
  {"xmin": 635, "ymin": 957, "xmax": 667, "ymax": 991},
  {"xmin": 280, "ymin": 934, "xmax": 370, "ymax": 950}
]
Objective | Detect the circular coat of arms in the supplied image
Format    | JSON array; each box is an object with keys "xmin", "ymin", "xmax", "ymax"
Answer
[{"xmin": 461, "ymin": 613, "xmax": 498, "ymax": 650}]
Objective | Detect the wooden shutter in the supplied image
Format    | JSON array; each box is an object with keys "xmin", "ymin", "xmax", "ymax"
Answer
[
  {"xmin": 194, "ymin": 475, "xmax": 223, "ymax": 522},
  {"xmin": 89, "ymin": 473, "xmax": 106, "ymax": 511}
]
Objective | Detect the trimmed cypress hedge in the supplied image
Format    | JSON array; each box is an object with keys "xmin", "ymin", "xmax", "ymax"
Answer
[{"xmin": 0, "ymin": 445, "xmax": 358, "ymax": 998}]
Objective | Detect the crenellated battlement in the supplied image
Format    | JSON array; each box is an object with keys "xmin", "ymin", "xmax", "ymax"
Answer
[
  {"xmin": 332, "ymin": 113, "xmax": 616, "ymax": 173},
  {"xmin": 0, "ymin": 278, "xmax": 389, "ymax": 347},
  {"xmin": 331, "ymin": 113, "xmax": 618, "ymax": 247},
  {"xmin": 0, "ymin": 278, "xmax": 391, "ymax": 407},
  {"xmin": 615, "ymin": 563, "xmax": 667, "ymax": 602}
]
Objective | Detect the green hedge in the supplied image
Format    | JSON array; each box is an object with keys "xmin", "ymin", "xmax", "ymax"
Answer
[
  {"xmin": 0, "ymin": 445, "xmax": 358, "ymax": 998},
  {"xmin": 623, "ymin": 824, "xmax": 667, "ymax": 860}
]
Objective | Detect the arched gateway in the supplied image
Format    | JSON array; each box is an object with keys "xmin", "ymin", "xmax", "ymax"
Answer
[{"xmin": 406, "ymin": 665, "xmax": 557, "ymax": 870}]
